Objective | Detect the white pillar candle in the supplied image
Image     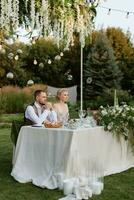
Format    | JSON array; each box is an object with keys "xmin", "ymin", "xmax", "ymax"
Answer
[
  {"xmin": 57, "ymin": 173, "xmax": 65, "ymax": 190},
  {"xmin": 63, "ymin": 179, "xmax": 74, "ymax": 196},
  {"xmin": 74, "ymin": 185, "xmax": 92, "ymax": 199},
  {"xmin": 91, "ymin": 181, "xmax": 102, "ymax": 195},
  {"xmin": 79, "ymin": 176, "xmax": 88, "ymax": 187},
  {"xmin": 100, "ymin": 182, "xmax": 104, "ymax": 190},
  {"xmin": 116, "ymin": 97, "xmax": 119, "ymax": 106},
  {"xmin": 114, "ymin": 89, "xmax": 117, "ymax": 107}
]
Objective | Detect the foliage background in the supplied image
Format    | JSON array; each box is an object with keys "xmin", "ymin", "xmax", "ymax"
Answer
[{"xmin": 0, "ymin": 27, "xmax": 134, "ymax": 110}]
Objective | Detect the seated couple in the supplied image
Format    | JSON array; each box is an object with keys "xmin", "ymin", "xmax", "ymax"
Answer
[{"xmin": 24, "ymin": 89, "xmax": 69, "ymax": 126}]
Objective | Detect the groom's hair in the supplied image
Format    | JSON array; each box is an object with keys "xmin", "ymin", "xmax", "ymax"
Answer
[{"xmin": 34, "ymin": 90, "xmax": 46, "ymax": 99}]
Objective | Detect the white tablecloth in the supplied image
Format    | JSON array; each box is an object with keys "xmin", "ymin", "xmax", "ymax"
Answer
[{"xmin": 11, "ymin": 126, "xmax": 134, "ymax": 189}]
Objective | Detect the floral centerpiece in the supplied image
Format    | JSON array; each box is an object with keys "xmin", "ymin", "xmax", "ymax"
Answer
[{"xmin": 98, "ymin": 104, "xmax": 134, "ymax": 151}]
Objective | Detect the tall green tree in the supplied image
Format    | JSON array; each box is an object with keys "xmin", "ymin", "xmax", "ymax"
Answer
[{"xmin": 84, "ymin": 33, "xmax": 122, "ymax": 100}]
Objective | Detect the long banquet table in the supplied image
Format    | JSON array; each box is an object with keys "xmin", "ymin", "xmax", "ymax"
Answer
[{"xmin": 11, "ymin": 126, "xmax": 134, "ymax": 189}]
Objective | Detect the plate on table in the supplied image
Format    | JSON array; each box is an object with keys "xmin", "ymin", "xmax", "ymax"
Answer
[{"xmin": 32, "ymin": 124, "xmax": 43, "ymax": 127}]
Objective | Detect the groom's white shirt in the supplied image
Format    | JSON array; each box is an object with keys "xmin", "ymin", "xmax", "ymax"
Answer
[{"xmin": 25, "ymin": 102, "xmax": 57, "ymax": 125}]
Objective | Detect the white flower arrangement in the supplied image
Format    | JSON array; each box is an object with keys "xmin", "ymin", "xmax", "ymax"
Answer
[{"xmin": 99, "ymin": 104, "xmax": 134, "ymax": 151}]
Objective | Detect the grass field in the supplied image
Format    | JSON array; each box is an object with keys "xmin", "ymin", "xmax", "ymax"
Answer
[{"xmin": 0, "ymin": 127, "xmax": 134, "ymax": 200}]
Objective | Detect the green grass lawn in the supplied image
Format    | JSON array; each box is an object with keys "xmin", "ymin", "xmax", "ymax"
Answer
[
  {"xmin": 0, "ymin": 127, "xmax": 134, "ymax": 200},
  {"xmin": 0, "ymin": 113, "xmax": 24, "ymax": 123}
]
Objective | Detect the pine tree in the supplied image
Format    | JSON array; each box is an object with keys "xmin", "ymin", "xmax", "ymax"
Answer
[{"xmin": 84, "ymin": 33, "xmax": 122, "ymax": 100}]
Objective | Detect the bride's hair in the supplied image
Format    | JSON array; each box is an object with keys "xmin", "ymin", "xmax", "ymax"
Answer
[{"xmin": 56, "ymin": 88, "xmax": 68, "ymax": 100}]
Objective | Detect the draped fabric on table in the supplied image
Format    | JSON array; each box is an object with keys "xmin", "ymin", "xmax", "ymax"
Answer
[
  {"xmin": 11, "ymin": 120, "xmax": 24, "ymax": 146},
  {"xmin": 11, "ymin": 126, "xmax": 134, "ymax": 189}
]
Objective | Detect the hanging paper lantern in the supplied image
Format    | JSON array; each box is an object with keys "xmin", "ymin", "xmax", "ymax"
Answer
[
  {"xmin": 86, "ymin": 77, "xmax": 92, "ymax": 84},
  {"xmin": 48, "ymin": 59, "xmax": 51, "ymax": 64},
  {"xmin": 6, "ymin": 72, "xmax": 14, "ymax": 79},
  {"xmin": 27, "ymin": 79, "xmax": 34, "ymax": 86},
  {"xmin": 39, "ymin": 62, "xmax": 44, "ymax": 68},
  {"xmin": 33, "ymin": 59, "xmax": 38, "ymax": 65},
  {"xmin": 60, "ymin": 52, "xmax": 64, "ymax": 57},
  {"xmin": 67, "ymin": 74, "xmax": 73, "ymax": 81}
]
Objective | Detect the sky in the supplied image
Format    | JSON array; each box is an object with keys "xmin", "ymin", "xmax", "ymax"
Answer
[{"xmin": 95, "ymin": 0, "xmax": 134, "ymax": 40}]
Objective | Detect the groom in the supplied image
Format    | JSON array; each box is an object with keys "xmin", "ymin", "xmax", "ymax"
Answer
[{"xmin": 24, "ymin": 90, "xmax": 57, "ymax": 125}]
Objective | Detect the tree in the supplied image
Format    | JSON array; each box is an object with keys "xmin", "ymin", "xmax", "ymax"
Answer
[
  {"xmin": 106, "ymin": 27, "xmax": 133, "ymax": 61},
  {"xmin": 84, "ymin": 33, "xmax": 122, "ymax": 100},
  {"xmin": 22, "ymin": 38, "xmax": 68, "ymax": 87},
  {"xmin": 106, "ymin": 27, "xmax": 134, "ymax": 93},
  {"xmin": 0, "ymin": 39, "xmax": 27, "ymax": 87}
]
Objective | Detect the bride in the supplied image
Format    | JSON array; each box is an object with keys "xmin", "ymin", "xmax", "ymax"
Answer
[{"xmin": 53, "ymin": 88, "xmax": 69, "ymax": 124}]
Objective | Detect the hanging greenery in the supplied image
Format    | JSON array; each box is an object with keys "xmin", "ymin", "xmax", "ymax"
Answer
[{"xmin": 0, "ymin": 0, "xmax": 101, "ymax": 48}]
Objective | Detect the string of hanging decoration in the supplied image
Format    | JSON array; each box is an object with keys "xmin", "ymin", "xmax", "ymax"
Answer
[{"xmin": 98, "ymin": 6, "xmax": 134, "ymax": 18}]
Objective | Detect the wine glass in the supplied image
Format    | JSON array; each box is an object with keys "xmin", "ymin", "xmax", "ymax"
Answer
[
  {"xmin": 86, "ymin": 108, "xmax": 92, "ymax": 117},
  {"xmin": 78, "ymin": 110, "xmax": 87, "ymax": 125}
]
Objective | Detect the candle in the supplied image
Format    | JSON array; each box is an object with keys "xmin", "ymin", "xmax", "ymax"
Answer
[
  {"xmin": 57, "ymin": 173, "xmax": 64, "ymax": 190},
  {"xmin": 114, "ymin": 89, "xmax": 117, "ymax": 107},
  {"xmin": 63, "ymin": 179, "xmax": 74, "ymax": 195},
  {"xmin": 91, "ymin": 181, "xmax": 102, "ymax": 195},
  {"xmin": 116, "ymin": 97, "xmax": 119, "ymax": 106},
  {"xmin": 79, "ymin": 176, "xmax": 88, "ymax": 187},
  {"xmin": 74, "ymin": 185, "xmax": 92, "ymax": 199}
]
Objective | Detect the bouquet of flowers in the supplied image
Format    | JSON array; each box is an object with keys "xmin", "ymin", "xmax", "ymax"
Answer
[{"xmin": 99, "ymin": 104, "xmax": 134, "ymax": 141}]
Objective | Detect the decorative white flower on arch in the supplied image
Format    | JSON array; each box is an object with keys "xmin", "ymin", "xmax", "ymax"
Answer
[{"xmin": 0, "ymin": 0, "xmax": 103, "ymax": 48}]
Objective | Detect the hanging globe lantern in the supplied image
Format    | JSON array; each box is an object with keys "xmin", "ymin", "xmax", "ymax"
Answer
[
  {"xmin": 60, "ymin": 52, "xmax": 64, "ymax": 57},
  {"xmin": 67, "ymin": 74, "xmax": 73, "ymax": 81},
  {"xmin": 27, "ymin": 80, "xmax": 34, "ymax": 86},
  {"xmin": 48, "ymin": 59, "xmax": 52, "ymax": 64},
  {"xmin": 33, "ymin": 59, "xmax": 38, "ymax": 65},
  {"xmin": 6, "ymin": 72, "xmax": 14, "ymax": 79},
  {"xmin": 86, "ymin": 77, "xmax": 92, "ymax": 84},
  {"xmin": 39, "ymin": 62, "xmax": 44, "ymax": 68}
]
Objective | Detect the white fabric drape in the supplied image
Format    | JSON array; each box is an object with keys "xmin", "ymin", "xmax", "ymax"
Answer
[{"xmin": 11, "ymin": 126, "xmax": 134, "ymax": 188}]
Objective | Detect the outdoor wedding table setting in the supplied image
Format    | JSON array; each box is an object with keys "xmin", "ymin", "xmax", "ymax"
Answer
[{"xmin": 11, "ymin": 115, "xmax": 134, "ymax": 200}]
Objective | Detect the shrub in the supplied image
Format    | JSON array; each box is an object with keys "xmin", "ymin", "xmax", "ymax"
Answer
[
  {"xmin": 83, "ymin": 89, "xmax": 133, "ymax": 110},
  {"xmin": 0, "ymin": 84, "xmax": 47, "ymax": 113}
]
